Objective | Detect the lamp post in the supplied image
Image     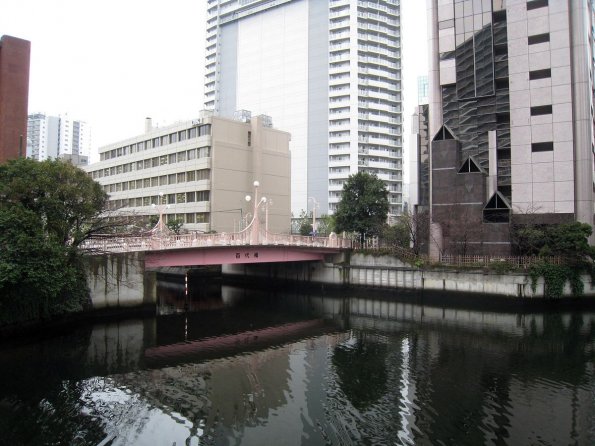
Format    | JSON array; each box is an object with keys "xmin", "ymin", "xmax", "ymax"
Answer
[
  {"xmin": 151, "ymin": 191, "xmax": 169, "ymax": 235},
  {"xmin": 308, "ymin": 196, "xmax": 319, "ymax": 235},
  {"xmin": 245, "ymin": 180, "xmax": 267, "ymax": 244}
]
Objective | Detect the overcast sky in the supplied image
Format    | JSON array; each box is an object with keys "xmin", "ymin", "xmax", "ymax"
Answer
[{"xmin": 1, "ymin": 0, "xmax": 427, "ymax": 161}]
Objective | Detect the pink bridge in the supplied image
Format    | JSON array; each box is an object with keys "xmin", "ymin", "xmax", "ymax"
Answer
[{"xmin": 83, "ymin": 226, "xmax": 351, "ymax": 268}]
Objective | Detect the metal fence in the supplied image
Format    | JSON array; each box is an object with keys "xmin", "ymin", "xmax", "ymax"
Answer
[{"xmin": 438, "ymin": 254, "xmax": 563, "ymax": 269}]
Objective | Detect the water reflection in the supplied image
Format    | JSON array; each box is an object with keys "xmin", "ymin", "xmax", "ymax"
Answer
[{"xmin": 0, "ymin": 281, "xmax": 593, "ymax": 445}]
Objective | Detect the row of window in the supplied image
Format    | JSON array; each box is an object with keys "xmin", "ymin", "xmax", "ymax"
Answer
[
  {"xmin": 164, "ymin": 213, "xmax": 210, "ymax": 224},
  {"xmin": 90, "ymin": 147, "xmax": 211, "ymax": 179},
  {"xmin": 107, "ymin": 190, "xmax": 211, "ymax": 209},
  {"xmin": 103, "ymin": 169, "xmax": 211, "ymax": 193},
  {"xmin": 99, "ymin": 124, "xmax": 211, "ymax": 161}
]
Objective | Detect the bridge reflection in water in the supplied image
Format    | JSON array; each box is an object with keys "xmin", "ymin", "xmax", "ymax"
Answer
[{"xmin": 0, "ymin": 281, "xmax": 593, "ymax": 445}]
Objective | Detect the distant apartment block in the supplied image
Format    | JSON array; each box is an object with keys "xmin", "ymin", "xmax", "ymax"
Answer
[
  {"xmin": 204, "ymin": 0, "xmax": 403, "ymax": 217},
  {"xmin": 427, "ymin": 0, "xmax": 595, "ymax": 256},
  {"xmin": 85, "ymin": 112, "xmax": 291, "ymax": 234},
  {"xmin": 0, "ymin": 35, "xmax": 30, "ymax": 163},
  {"xmin": 27, "ymin": 113, "xmax": 91, "ymax": 165}
]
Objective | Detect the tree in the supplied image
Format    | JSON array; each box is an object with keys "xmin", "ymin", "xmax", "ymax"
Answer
[
  {"xmin": 0, "ymin": 158, "xmax": 108, "ymax": 325},
  {"xmin": 296, "ymin": 209, "xmax": 313, "ymax": 236},
  {"xmin": 0, "ymin": 157, "xmax": 108, "ymax": 247},
  {"xmin": 166, "ymin": 218, "xmax": 184, "ymax": 234},
  {"xmin": 334, "ymin": 172, "xmax": 389, "ymax": 237},
  {"xmin": 390, "ymin": 209, "xmax": 430, "ymax": 255}
]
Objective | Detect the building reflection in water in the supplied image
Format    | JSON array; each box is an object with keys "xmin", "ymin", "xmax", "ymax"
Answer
[{"xmin": 1, "ymin": 280, "xmax": 592, "ymax": 445}]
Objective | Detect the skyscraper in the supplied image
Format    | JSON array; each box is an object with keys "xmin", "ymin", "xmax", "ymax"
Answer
[
  {"xmin": 0, "ymin": 35, "xmax": 30, "ymax": 163},
  {"xmin": 27, "ymin": 113, "xmax": 91, "ymax": 165},
  {"xmin": 426, "ymin": 0, "xmax": 595, "ymax": 256},
  {"xmin": 204, "ymin": 0, "xmax": 403, "ymax": 217}
]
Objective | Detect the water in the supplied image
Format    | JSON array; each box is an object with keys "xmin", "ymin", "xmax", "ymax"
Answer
[{"xmin": 0, "ymin": 280, "xmax": 594, "ymax": 446}]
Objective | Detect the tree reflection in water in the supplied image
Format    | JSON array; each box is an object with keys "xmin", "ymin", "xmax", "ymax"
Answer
[{"xmin": 332, "ymin": 333, "xmax": 388, "ymax": 411}]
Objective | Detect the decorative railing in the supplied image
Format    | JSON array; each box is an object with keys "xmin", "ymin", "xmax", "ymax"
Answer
[{"xmin": 81, "ymin": 227, "xmax": 351, "ymax": 254}]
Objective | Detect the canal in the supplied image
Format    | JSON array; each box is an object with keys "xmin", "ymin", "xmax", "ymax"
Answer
[{"xmin": 0, "ymin": 277, "xmax": 594, "ymax": 445}]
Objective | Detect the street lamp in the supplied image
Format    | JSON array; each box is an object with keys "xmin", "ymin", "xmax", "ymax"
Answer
[
  {"xmin": 245, "ymin": 180, "xmax": 267, "ymax": 244},
  {"xmin": 308, "ymin": 196, "xmax": 319, "ymax": 235},
  {"xmin": 151, "ymin": 191, "xmax": 169, "ymax": 234}
]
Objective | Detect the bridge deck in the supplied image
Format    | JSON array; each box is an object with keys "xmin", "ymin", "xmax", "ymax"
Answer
[{"xmin": 83, "ymin": 229, "xmax": 351, "ymax": 267}]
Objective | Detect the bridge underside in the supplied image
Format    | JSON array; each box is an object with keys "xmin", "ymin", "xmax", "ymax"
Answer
[{"xmin": 145, "ymin": 245, "xmax": 337, "ymax": 269}]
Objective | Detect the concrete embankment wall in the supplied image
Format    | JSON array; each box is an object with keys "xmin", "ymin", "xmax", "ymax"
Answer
[
  {"xmin": 87, "ymin": 252, "xmax": 595, "ymax": 309},
  {"xmin": 224, "ymin": 253, "xmax": 595, "ymax": 298},
  {"xmin": 87, "ymin": 252, "xmax": 156, "ymax": 309}
]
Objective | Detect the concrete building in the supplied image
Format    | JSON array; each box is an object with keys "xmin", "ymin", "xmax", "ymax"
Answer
[
  {"xmin": 27, "ymin": 113, "xmax": 91, "ymax": 165},
  {"xmin": 0, "ymin": 35, "xmax": 30, "ymax": 163},
  {"xmin": 426, "ymin": 0, "xmax": 595, "ymax": 256},
  {"xmin": 86, "ymin": 112, "xmax": 291, "ymax": 234},
  {"xmin": 204, "ymin": 0, "xmax": 403, "ymax": 217}
]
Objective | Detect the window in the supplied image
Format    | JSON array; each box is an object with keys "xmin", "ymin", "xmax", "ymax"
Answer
[
  {"xmin": 177, "ymin": 172, "xmax": 186, "ymax": 183},
  {"xmin": 527, "ymin": 0, "xmax": 548, "ymax": 10},
  {"xmin": 186, "ymin": 191, "xmax": 196, "ymax": 202},
  {"xmin": 144, "ymin": 159, "xmax": 151, "ymax": 169},
  {"xmin": 529, "ymin": 69, "xmax": 551, "ymax": 80},
  {"xmin": 177, "ymin": 193, "xmax": 186, "ymax": 204},
  {"xmin": 187, "ymin": 170, "xmax": 196, "ymax": 181},
  {"xmin": 177, "ymin": 151, "xmax": 187, "ymax": 162},
  {"xmin": 143, "ymin": 178, "xmax": 151, "ymax": 188},
  {"xmin": 169, "ymin": 154, "xmax": 176, "ymax": 164},
  {"xmin": 167, "ymin": 194, "xmax": 176, "ymax": 204},
  {"xmin": 197, "ymin": 169, "xmax": 210, "ymax": 180},
  {"xmin": 160, "ymin": 156, "xmax": 168, "ymax": 165},
  {"xmin": 198, "ymin": 146, "xmax": 211, "ymax": 158},
  {"xmin": 186, "ymin": 213, "xmax": 195, "ymax": 223},
  {"xmin": 196, "ymin": 213, "xmax": 210, "ymax": 223},
  {"xmin": 198, "ymin": 124, "xmax": 211, "ymax": 136},
  {"xmin": 168, "ymin": 174, "xmax": 176, "ymax": 185},
  {"xmin": 248, "ymin": 131, "xmax": 252, "ymax": 146},
  {"xmin": 151, "ymin": 157, "xmax": 159, "ymax": 168},
  {"xmin": 197, "ymin": 191, "xmax": 210, "ymax": 202},
  {"xmin": 187, "ymin": 148, "xmax": 197, "ymax": 160},
  {"xmin": 530, "ymin": 105, "xmax": 553, "ymax": 115},
  {"xmin": 532, "ymin": 142, "xmax": 554, "ymax": 152},
  {"xmin": 151, "ymin": 177, "xmax": 159, "ymax": 187},
  {"xmin": 159, "ymin": 175, "xmax": 167, "ymax": 186},
  {"xmin": 528, "ymin": 33, "xmax": 549, "ymax": 45}
]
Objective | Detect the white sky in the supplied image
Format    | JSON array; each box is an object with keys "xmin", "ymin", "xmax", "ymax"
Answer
[{"xmin": 1, "ymin": 0, "xmax": 427, "ymax": 163}]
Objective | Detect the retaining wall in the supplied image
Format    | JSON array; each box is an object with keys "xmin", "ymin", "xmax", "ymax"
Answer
[{"xmin": 87, "ymin": 252, "xmax": 156, "ymax": 309}]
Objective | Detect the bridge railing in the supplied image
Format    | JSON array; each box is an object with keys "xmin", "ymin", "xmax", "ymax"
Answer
[{"xmin": 82, "ymin": 228, "xmax": 351, "ymax": 253}]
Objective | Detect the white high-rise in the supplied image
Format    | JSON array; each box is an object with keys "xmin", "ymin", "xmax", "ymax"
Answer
[
  {"xmin": 27, "ymin": 113, "xmax": 91, "ymax": 165},
  {"xmin": 204, "ymin": 0, "xmax": 403, "ymax": 217}
]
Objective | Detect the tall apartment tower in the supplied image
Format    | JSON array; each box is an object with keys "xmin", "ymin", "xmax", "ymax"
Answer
[
  {"xmin": 204, "ymin": 0, "xmax": 403, "ymax": 217},
  {"xmin": 27, "ymin": 113, "xmax": 91, "ymax": 165},
  {"xmin": 427, "ymin": 0, "xmax": 595, "ymax": 256},
  {"xmin": 0, "ymin": 35, "xmax": 30, "ymax": 163}
]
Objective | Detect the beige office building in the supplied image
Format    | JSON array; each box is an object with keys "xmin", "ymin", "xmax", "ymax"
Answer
[{"xmin": 86, "ymin": 112, "xmax": 291, "ymax": 234}]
